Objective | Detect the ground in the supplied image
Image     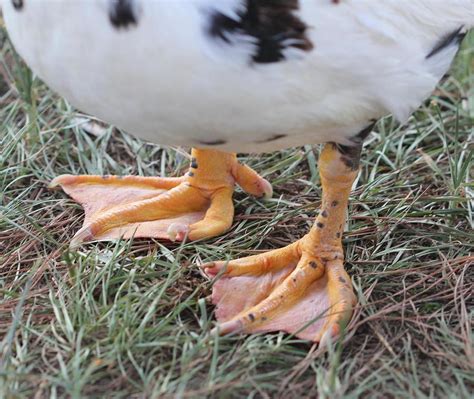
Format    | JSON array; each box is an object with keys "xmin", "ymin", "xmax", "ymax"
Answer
[{"xmin": 0, "ymin": 23, "xmax": 473, "ymax": 398}]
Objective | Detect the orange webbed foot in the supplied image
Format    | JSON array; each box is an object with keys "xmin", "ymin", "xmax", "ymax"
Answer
[
  {"xmin": 203, "ymin": 235, "xmax": 356, "ymax": 343},
  {"xmin": 50, "ymin": 149, "xmax": 271, "ymax": 247},
  {"xmin": 202, "ymin": 142, "xmax": 362, "ymax": 343}
]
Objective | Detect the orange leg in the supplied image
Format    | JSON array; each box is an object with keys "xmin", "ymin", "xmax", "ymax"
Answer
[
  {"xmin": 50, "ymin": 148, "xmax": 271, "ymax": 246},
  {"xmin": 203, "ymin": 143, "xmax": 359, "ymax": 343}
]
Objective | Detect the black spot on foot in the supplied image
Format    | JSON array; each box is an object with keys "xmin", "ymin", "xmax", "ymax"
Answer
[
  {"xmin": 109, "ymin": 0, "xmax": 139, "ymax": 29},
  {"xmin": 248, "ymin": 313, "xmax": 255, "ymax": 322},
  {"xmin": 332, "ymin": 201, "xmax": 339, "ymax": 207},
  {"xmin": 338, "ymin": 277, "xmax": 346, "ymax": 284},
  {"xmin": 321, "ymin": 210, "xmax": 328, "ymax": 218},
  {"xmin": 336, "ymin": 232, "xmax": 341, "ymax": 238},
  {"xmin": 309, "ymin": 261, "xmax": 318, "ymax": 269},
  {"xmin": 191, "ymin": 158, "xmax": 198, "ymax": 169},
  {"xmin": 317, "ymin": 222, "xmax": 324, "ymax": 229},
  {"xmin": 261, "ymin": 316, "xmax": 267, "ymax": 321},
  {"xmin": 188, "ymin": 171, "xmax": 195, "ymax": 177}
]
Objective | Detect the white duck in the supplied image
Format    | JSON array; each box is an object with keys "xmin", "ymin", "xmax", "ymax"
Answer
[{"xmin": 3, "ymin": 0, "xmax": 473, "ymax": 342}]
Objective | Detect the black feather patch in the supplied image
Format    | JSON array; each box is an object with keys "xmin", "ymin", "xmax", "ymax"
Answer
[
  {"xmin": 109, "ymin": 0, "xmax": 139, "ymax": 29},
  {"xmin": 256, "ymin": 134, "xmax": 287, "ymax": 143},
  {"xmin": 426, "ymin": 26, "xmax": 465, "ymax": 59},
  {"xmin": 332, "ymin": 143, "xmax": 362, "ymax": 171},
  {"xmin": 349, "ymin": 120, "xmax": 377, "ymax": 145},
  {"xmin": 12, "ymin": 0, "xmax": 24, "ymax": 10},
  {"xmin": 208, "ymin": 0, "xmax": 313, "ymax": 64},
  {"xmin": 198, "ymin": 139, "xmax": 228, "ymax": 146}
]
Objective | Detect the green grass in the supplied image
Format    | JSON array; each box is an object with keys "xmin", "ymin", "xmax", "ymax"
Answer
[{"xmin": 1, "ymin": 23, "xmax": 473, "ymax": 398}]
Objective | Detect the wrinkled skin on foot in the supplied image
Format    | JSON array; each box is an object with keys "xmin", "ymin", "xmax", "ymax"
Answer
[{"xmin": 49, "ymin": 149, "xmax": 271, "ymax": 247}]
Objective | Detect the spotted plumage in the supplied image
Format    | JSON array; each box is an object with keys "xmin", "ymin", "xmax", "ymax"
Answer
[{"xmin": 3, "ymin": 0, "xmax": 472, "ymax": 153}]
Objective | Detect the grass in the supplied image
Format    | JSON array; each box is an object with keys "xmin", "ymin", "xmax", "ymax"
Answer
[{"xmin": 1, "ymin": 22, "xmax": 473, "ymax": 398}]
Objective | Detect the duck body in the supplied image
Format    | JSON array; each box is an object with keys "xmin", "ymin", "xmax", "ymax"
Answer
[
  {"xmin": 3, "ymin": 0, "xmax": 473, "ymax": 343},
  {"xmin": 3, "ymin": 0, "xmax": 473, "ymax": 152}
]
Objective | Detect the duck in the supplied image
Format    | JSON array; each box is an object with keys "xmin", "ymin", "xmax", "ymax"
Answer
[{"xmin": 2, "ymin": 0, "xmax": 472, "ymax": 343}]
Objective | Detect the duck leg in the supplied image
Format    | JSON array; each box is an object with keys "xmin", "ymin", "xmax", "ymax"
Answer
[
  {"xmin": 204, "ymin": 142, "xmax": 360, "ymax": 343},
  {"xmin": 50, "ymin": 148, "xmax": 272, "ymax": 247}
]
